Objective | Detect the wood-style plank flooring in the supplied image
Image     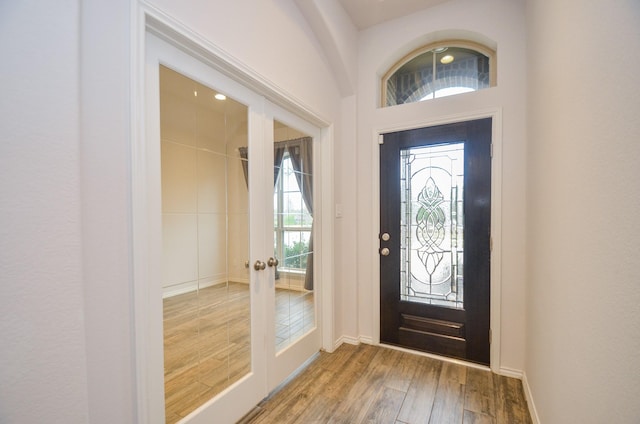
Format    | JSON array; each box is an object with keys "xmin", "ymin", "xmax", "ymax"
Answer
[
  {"xmin": 243, "ymin": 343, "xmax": 532, "ymax": 424},
  {"xmin": 163, "ymin": 282, "xmax": 314, "ymax": 423}
]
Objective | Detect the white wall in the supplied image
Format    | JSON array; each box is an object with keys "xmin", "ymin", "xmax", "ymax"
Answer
[
  {"xmin": 148, "ymin": 0, "xmax": 342, "ymax": 117},
  {"xmin": 355, "ymin": 0, "xmax": 528, "ymax": 370},
  {"xmin": 525, "ymin": 1, "xmax": 640, "ymax": 423},
  {"xmin": 335, "ymin": 94, "xmax": 359, "ymax": 341},
  {"xmin": 0, "ymin": 1, "xmax": 89, "ymax": 423}
]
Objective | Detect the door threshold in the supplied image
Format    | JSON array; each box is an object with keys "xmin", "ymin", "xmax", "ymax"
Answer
[{"xmin": 378, "ymin": 342, "xmax": 491, "ymax": 372}]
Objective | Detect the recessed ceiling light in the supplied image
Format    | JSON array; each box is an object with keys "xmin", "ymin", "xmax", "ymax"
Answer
[
  {"xmin": 214, "ymin": 93, "xmax": 226, "ymax": 100},
  {"xmin": 440, "ymin": 55, "xmax": 454, "ymax": 64}
]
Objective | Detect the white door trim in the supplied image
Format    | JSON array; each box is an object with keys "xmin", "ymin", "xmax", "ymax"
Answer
[{"xmin": 371, "ymin": 108, "xmax": 503, "ymax": 372}]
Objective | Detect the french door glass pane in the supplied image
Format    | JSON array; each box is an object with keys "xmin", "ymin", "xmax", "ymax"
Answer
[
  {"xmin": 273, "ymin": 121, "xmax": 315, "ymax": 353},
  {"xmin": 160, "ymin": 66, "xmax": 251, "ymax": 423},
  {"xmin": 400, "ymin": 142, "xmax": 464, "ymax": 309}
]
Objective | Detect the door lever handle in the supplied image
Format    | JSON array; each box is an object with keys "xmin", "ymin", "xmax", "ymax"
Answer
[{"xmin": 254, "ymin": 260, "xmax": 266, "ymax": 271}]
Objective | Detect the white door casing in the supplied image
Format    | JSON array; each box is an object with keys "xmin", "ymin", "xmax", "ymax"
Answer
[{"xmin": 133, "ymin": 9, "xmax": 334, "ymax": 423}]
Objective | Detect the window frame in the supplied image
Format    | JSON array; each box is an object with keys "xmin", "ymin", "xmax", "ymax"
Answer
[
  {"xmin": 380, "ymin": 40, "xmax": 497, "ymax": 108},
  {"xmin": 274, "ymin": 151, "xmax": 313, "ymax": 273}
]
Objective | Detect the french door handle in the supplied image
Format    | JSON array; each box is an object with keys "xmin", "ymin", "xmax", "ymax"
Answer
[
  {"xmin": 254, "ymin": 260, "xmax": 266, "ymax": 271},
  {"xmin": 267, "ymin": 257, "xmax": 279, "ymax": 267}
]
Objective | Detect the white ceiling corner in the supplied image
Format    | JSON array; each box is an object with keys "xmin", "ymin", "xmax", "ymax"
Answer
[
  {"xmin": 294, "ymin": 0, "xmax": 453, "ymax": 97},
  {"xmin": 337, "ymin": 0, "xmax": 452, "ymax": 30}
]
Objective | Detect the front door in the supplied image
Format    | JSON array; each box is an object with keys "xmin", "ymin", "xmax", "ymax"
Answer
[{"xmin": 379, "ymin": 119, "xmax": 492, "ymax": 365}]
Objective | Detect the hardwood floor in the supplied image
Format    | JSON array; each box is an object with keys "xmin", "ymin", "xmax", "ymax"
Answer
[
  {"xmin": 164, "ymin": 285, "xmax": 530, "ymax": 424},
  {"xmin": 163, "ymin": 282, "xmax": 314, "ymax": 423},
  {"xmin": 163, "ymin": 282, "xmax": 251, "ymax": 423},
  {"xmin": 243, "ymin": 343, "xmax": 532, "ymax": 424}
]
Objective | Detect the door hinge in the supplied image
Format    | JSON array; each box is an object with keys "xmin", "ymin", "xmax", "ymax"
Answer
[
  {"xmin": 490, "ymin": 236, "xmax": 493, "ymax": 252},
  {"xmin": 489, "ymin": 328, "xmax": 493, "ymax": 344},
  {"xmin": 490, "ymin": 143, "xmax": 494, "ymax": 158},
  {"xmin": 378, "ymin": 134, "xmax": 384, "ymax": 145}
]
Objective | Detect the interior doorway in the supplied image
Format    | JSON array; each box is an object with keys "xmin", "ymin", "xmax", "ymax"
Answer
[{"xmin": 139, "ymin": 31, "xmax": 327, "ymax": 424}]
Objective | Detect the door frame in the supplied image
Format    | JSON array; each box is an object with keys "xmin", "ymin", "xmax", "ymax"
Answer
[
  {"xmin": 131, "ymin": 6, "xmax": 335, "ymax": 423},
  {"xmin": 263, "ymin": 101, "xmax": 324, "ymax": 392},
  {"xmin": 372, "ymin": 109, "xmax": 503, "ymax": 372}
]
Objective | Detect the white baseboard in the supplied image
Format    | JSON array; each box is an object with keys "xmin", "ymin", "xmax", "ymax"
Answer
[
  {"xmin": 162, "ymin": 279, "xmax": 221, "ymax": 298},
  {"xmin": 330, "ymin": 335, "xmax": 358, "ymax": 351},
  {"xmin": 275, "ymin": 282, "xmax": 308, "ymax": 292},
  {"xmin": 358, "ymin": 336, "xmax": 374, "ymax": 345},
  {"xmin": 162, "ymin": 277, "xmax": 248, "ymax": 298},
  {"xmin": 498, "ymin": 366, "xmax": 523, "ymax": 379},
  {"xmin": 522, "ymin": 372, "xmax": 541, "ymax": 424}
]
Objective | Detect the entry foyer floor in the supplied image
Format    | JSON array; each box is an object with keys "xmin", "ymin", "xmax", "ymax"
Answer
[{"xmin": 243, "ymin": 343, "xmax": 532, "ymax": 424}]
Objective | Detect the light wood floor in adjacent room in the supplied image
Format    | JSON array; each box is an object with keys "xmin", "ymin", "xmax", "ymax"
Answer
[
  {"xmin": 243, "ymin": 343, "xmax": 532, "ymax": 424},
  {"xmin": 163, "ymin": 282, "xmax": 314, "ymax": 423}
]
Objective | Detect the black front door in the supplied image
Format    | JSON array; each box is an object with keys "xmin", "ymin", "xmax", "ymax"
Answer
[{"xmin": 379, "ymin": 118, "xmax": 492, "ymax": 365}]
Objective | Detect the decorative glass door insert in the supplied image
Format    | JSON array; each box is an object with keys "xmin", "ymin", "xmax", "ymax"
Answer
[{"xmin": 400, "ymin": 143, "xmax": 464, "ymax": 309}]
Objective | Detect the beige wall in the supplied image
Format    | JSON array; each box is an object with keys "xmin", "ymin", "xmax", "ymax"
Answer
[
  {"xmin": 160, "ymin": 71, "xmax": 250, "ymax": 297},
  {"xmin": 0, "ymin": 1, "xmax": 90, "ymax": 422},
  {"xmin": 525, "ymin": 1, "xmax": 640, "ymax": 422}
]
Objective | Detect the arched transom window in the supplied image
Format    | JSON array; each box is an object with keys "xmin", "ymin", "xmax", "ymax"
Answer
[{"xmin": 382, "ymin": 41, "xmax": 496, "ymax": 107}]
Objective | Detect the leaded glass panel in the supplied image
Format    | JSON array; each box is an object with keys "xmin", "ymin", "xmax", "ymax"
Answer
[{"xmin": 400, "ymin": 142, "xmax": 464, "ymax": 309}]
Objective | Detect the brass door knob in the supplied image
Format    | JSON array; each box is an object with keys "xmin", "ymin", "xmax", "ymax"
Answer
[
  {"xmin": 254, "ymin": 260, "xmax": 266, "ymax": 271},
  {"xmin": 267, "ymin": 257, "xmax": 279, "ymax": 267}
]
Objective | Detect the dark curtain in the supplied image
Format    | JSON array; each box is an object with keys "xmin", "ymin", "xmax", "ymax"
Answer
[
  {"xmin": 240, "ymin": 145, "xmax": 287, "ymax": 279},
  {"xmin": 272, "ymin": 143, "xmax": 287, "ymax": 280},
  {"xmin": 287, "ymin": 137, "xmax": 313, "ymax": 290},
  {"xmin": 239, "ymin": 145, "xmax": 287, "ymax": 188},
  {"xmin": 238, "ymin": 147, "xmax": 249, "ymax": 189},
  {"xmin": 273, "ymin": 143, "xmax": 287, "ymax": 186}
]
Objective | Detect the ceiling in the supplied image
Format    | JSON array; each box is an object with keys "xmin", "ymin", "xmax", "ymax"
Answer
[{"xmin": 337, "ymin": 0, "xmax": 452, "ymax": 29}]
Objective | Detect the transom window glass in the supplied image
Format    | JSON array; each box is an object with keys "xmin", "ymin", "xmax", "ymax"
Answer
[{"xmin": 382, "ymin": 42, "xmax": 496, "ymax": 107}]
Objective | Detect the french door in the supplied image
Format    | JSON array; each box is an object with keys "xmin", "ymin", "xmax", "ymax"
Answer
[
  {"xmin": 379, "ymin": 119, "xmax": 492, "ymax": 365},
  {"xmin": 144, "ymin": 33, "xmax": 321, "ymax": 424}
]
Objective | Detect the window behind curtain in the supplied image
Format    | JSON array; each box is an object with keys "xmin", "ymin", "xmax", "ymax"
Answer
[{"xmin": 274, "ymin": 152, "xmax": 312, "ymax": 271}]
